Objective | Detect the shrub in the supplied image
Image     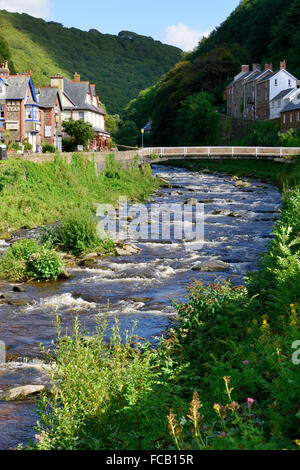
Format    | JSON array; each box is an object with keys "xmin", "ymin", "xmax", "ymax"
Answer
[
  {"xmin": 42, "ymin": 144, "xmax": 56, "ymax": 154},
  {"xmin": 0, "ymin": 238, "xmax": 63, "ymax": 282},
  {"xmin": 55, "ymin": 210, "xmax": 100, "ymax": 255}
]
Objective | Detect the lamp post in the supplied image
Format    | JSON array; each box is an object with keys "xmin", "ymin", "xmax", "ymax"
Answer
[{"xmin": 141, "ymin": 128, "xmax": 144, "ymax": 149}]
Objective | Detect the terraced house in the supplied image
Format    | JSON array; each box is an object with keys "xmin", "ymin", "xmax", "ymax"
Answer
[
  {"xmin": 0, "ymin": 61, "xmax": 42, "ymax": 151},
  {"xmin": 50, "ymin": 73, "xmax": 111, "ymax": 150},
  {"xmin": 225, "ymin": 61, "xmax": 298, "ymax": 122}
]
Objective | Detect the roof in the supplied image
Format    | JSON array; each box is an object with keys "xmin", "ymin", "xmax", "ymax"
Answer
[
  {"xmin": 271, "ymin": 88, "xmax": 295, "ymax": 102},
  {"xmin": 35, "ymin": 87, "xmax": 62, "ymax": 109},
  {"xmin": 63, "ymin": 78, "xmax": 105, "ymax": 115},
  {"xmin": 281, "ymin": 101, "xmax": 300, "ymax": 113},
  {"xmin": 226, "ymin": 69, "xmax": 262, "ymax": 88},
  {"xmin": 3, "ymin": 75, "xmax": 34, "ymax": 100}
]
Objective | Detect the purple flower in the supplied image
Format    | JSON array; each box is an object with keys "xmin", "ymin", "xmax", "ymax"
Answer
[{"xmin": 243, "ymin": 360, "xmax": 249, "ymax": 365}]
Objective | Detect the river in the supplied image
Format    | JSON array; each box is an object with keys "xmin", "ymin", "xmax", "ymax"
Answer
[{"xmin": 0, "ymin": 165, "xmax": 282, "ymax": 449}]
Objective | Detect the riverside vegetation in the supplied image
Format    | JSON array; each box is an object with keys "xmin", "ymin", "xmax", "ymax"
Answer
[
  {"xmin": 0, "ymin": 153, "xmax": 160, "ymax": 282},
  {"xmin": 26, "ymin": 158, "xmax": 300, "ymax": 450}
]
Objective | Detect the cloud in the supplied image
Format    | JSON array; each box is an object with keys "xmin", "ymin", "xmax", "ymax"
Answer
[
  {"xmin": 0, "ymin": 0, "xmax": 52, "ymax": 18},
  {"xmin": 164, "ymin": 23, "xmax": 211, "ymax": 52}
]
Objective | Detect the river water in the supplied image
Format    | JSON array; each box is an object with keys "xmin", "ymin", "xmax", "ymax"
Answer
[{"xmin": 0, "ymin": 165, "xmax": 282, "ymax": 449}]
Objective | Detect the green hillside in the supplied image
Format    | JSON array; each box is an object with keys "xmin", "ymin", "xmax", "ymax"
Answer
[
  {"xmin": 123, "ymin": 0, "xmax": 300, "ymax": 145},
  {"xmin": 0, "ymin": 10, "xmax": 182, "ymax": 113}
]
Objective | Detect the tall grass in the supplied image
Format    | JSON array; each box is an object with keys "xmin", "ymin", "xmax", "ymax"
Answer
[{"xmin": 0, "ymin": 154, "xmax": 160, "ymax": 234}]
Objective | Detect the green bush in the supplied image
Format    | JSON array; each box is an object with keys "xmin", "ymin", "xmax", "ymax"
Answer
[
  {"xmin": 42, "ymin": 144, "xmax": 56, "ymax": 154},
  {"xmin": 54, "ymin": 211, "xmax": 100, "ymax": 256},
  {"xmin": 0, "ymin": 239, "xmax": 63, "ymax": 282}
]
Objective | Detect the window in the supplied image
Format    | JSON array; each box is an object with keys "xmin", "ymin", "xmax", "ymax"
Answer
[
  {"xmin": 25, "ymin": 107, "xmax": 32, "ymax": 120},
  {"xmin": 79, "ymin": 112, "xmax": 84, "ymax": 121},
  {"xmin": 288, "ymin": 79, "xmax": 291, "ymax": 87},
  {"xmin": 297, "ymin": 112, "xmax": 300, "ymax": 122},
  {"xmin": 275, "ymin": 79, "xmax": 278, "ymax": 86},
  {"xmin": 0, "ymin": 104, "xmax": 4, "ymax": 119},
  {"xmin": 290, "ymin": 113, "xmax": 293, "ymax": 123},
  {"xmin": 283, "ymin": 114, "xmax": 286, "ymax": 124}
]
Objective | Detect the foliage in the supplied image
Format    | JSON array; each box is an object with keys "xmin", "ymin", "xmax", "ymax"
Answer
[
  {"xmin": 42, "ymin": 144, "xmax": 56, "ymax": 154},
  {"xmin": 0, "ymin": 239, "xmax": 63, "ymax": 282},
  {"xmin": 0, "ymin": 153, "xmax": 160, "ymax": 233},
  {"xmin": 174, "ymin": 92, "xmax": 220, "ymax": 146},
  {"xmin": 62, "ymin": 119, "xmax": 95, "ymax": 148},
  {"xmin": 279, "ymin": 129, "xmax": 300, "ymax": 148},
  {"xmin": 232, "ymin": 120, "xmax": 281, "ymax": 147},
  {"xmin": 53, "ymin": 210, "xmax": 99, "ymax": 256},
  {"xmin": 0, "ymin": 10, "xmax": 182, "ymax": 113},
  {"xmin": 116, "ymin": 121, "xmax": 139, "ymax": 147},
  {"xmin": 30, "ymin": 318, "xmax": 184, "ymax": 450}
]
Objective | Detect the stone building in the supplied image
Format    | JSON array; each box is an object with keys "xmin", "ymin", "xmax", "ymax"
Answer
[
  {"xmin": 280, "ymin": 102, "xmax": 300, "ymax": 131},
  {"xmin": 225, "ymin": 61, "xmax": 298, "ymax": 121},
  {"xmin": 36, "ymin": 87, "xmax": 63, "ymax": 151},
  {"xmin": 0, "ymin": 62, "xmax": 41, "ymax": 150}
]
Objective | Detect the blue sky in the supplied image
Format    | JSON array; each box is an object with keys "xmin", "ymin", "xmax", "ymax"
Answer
[{"xmin": 0, "ymin": 0, "xmax": 241, "ymax": 50}]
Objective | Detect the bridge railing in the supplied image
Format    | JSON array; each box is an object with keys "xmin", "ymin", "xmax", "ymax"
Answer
[{"xmin": 138, "ymin": 146, "xmax": 300, "ymax": 159}]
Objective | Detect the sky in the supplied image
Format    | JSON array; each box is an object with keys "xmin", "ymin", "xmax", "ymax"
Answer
[{"xmin": 0, "ymin": 0, "xmax": 241, "ymax": 51}]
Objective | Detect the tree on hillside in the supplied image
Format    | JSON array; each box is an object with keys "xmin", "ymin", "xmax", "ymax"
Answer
[
  {"xmin": 174, "ymin": 92, "xmax": 220, "ymax": 146},
  {"xmin": 116, "ymin": 121, "xmax": 139, "ymax": 147},
  {"xmin": 62, "ymin": 119, "xmax": 95, "ymax": 148}
]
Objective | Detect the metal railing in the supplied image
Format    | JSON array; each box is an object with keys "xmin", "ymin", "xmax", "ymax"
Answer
[{"xmin": 138, "ymin": 146, "xmax": 300, "ymax": 159}]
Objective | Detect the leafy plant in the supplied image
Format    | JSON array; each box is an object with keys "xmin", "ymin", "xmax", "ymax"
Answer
[{"xmin": 0, "ymin": 239, "xmax": 63, "ymax": 282}]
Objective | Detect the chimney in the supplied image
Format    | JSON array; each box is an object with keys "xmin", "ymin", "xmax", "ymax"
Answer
[
  {"xmin": 280, "ymin": 60, "xmax": 286, "ymax": 70},
  {"xmin": 0, "ymin": 59, "xmax": 9, "ymax": 77},
  {"xmin": 50, "ymin": 74, "xmax": 64, "ymax": 94},
  {"xmin": 264, "ymin": 62, "xmax": 273, "ymax": 71},
  {"xmin": 241, "ymin": 65, "xmax": 250, "ymax": 73},
  {"xmin": 252, "ymin": 63, "xmax": 260, "ymax": 71},
  {"xmin": 73, "ymin": 72, "xmax": 80, "ymax": 82}
]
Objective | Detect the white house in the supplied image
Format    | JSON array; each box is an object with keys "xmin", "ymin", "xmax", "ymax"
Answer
[
  {"xmin": 270, "ymin": 87, "xmax": 300, "ymax": 119},
  {"xmin": 50, "ymin": 73, "xmax": 110, "ymax": 150}
]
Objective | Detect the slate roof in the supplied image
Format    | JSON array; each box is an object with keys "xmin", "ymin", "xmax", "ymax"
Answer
[
  {"xmin": 36, "ymin": 87, "xmax": 62, "ymax": 108},
  {"xmin": 4, "ymin": 76, "xmax": 31, "ymax": 100},
  {"xmin": 281, "ymin": 101, "xmax": 300, "ymax": 113},
  {"xmin": 271, "ymin": 88, "xmax": 295, "ymax": 102},
  {"xmin": 63, "ymin": 78, "xmax": 105, "ymax": 115}
]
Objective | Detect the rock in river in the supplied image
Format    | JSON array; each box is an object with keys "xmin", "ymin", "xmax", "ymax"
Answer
[
  {"xmin": 1, "ymin": 385, "xmax": 46, "ymax": 401},
  {"xmin": 192, "ymin": 260, "xmax": 229, "ymax": 272}
]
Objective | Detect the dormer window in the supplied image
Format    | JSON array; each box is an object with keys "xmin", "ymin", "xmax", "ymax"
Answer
[
  {"xmin": 275, "ymin": 79, "xmax": 278, "ymax": 86},
  {"xmin": 288, "ymin": 79, "xmax": 291, "ymax": 87}
]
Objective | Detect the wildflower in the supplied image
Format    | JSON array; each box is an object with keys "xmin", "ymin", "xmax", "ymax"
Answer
[
  {"xmin": 187, "ymin": 391, "xmax": 203, "ymax": 424},
  {"xmin": 213, "ymin": 403, "xmax": 227, "ymax": 419},
  {"xmin": 218, "ymin": 432, "xmax": 227, "ymax": 439},
  {"xmin": 247, "ymin": 398, "xmax": 255, "ymax": 409},
  {"xmin": 243, "ymin": 360, "xmax": 249, "ymax": 365},
  {"xmin": 223, "ymin": 376, "xmax": 234, "ymax": 402},
  {"xmin": 227, "ymin": 401, "xmax": 240, "ymax": 412},
  {"xmin": 250, "ymin": 344, "xmax": 254, "ymax": 348}
]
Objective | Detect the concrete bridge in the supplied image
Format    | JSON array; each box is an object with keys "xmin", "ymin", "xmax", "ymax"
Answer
[{"xmin": 137, "ymin": 146, "xmax": 300, "ymax": 164}]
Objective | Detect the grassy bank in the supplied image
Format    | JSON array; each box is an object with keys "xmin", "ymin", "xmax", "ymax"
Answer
[
  {"xmin": 29, "ymin": 159, "xmax": 300, "ymax": 451},
  {"xmin": 0, "ymin": 153, "xmax": 160, "ymax": 235}
]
